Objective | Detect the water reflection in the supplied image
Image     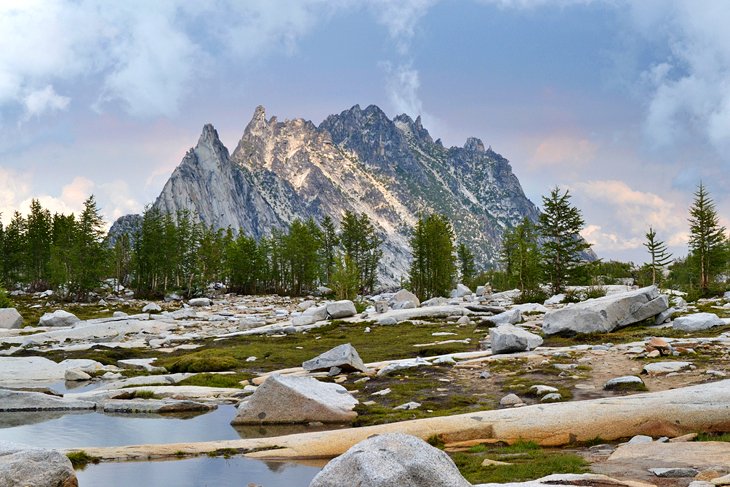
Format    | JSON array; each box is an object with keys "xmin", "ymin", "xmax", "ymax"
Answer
[
  {"xmin": 76, "ymin": 456, "xmax": 321, "ymax": 487},
  {"xmin": 0, "ymin": 405, "xmax": 350, "ymax": 449}
]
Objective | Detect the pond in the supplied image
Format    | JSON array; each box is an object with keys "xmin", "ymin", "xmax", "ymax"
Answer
[
  {"xmin": 0, "ymin": 405, "xmax": 346, "ymax": 448},
  {"xmin": 75, "ymin": 456, "xmax": 322, "ymax": 487}
]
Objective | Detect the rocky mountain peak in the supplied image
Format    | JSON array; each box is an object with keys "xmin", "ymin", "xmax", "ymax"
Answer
[{"xmin": 464, "ymin": 137, "xmax": 486, "ymax": 153}]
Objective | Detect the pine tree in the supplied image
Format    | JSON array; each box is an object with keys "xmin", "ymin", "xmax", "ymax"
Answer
[
  {"xmin": 318, "ymin": 215, "xmax": 339, "ymax": 285},
  {"xmin": 643, "ymin": 227, "xmax": 673, "ymax": 286},
  {"xmin": 330, "ymin": 253, "xmax": 359, "ymax": 300},
  {"xmin": 340, "ymin": 211, "xmax": 382, "ymax": 295},
  {"xmin": 538, "ymin": 187, "xmax": 591, "ymax": 294},
  {"xmin": 71, "ymin": 195, "xmax": 107, "ymax": 300},
  {"xmin": 502, "ymin": 217, "xmax": 541, "ymax": 292},
  {"xmin": 3, "ymin": 212, "xmax": 27, "ymax": 288},
  {"xmin": 688, "ymin": 183, "xmax": 727, "ymax": 294},
  {"xmin": 25, "ymin": 199, "xmax": 52, "ymax": 290},
  {"xmin": 456, "ymin": 243, "xmax": 476, "ymax": 284},
  {"xmin": 409, "ymin": 214, "xmax": 456, "ymax": 300}
]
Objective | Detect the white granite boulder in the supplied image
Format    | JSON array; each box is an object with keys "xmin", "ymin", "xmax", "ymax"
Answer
[
  {"xmin": 542, "ymin": 286, "xmax": 668, "ymax": 335},
  {"xmin": 490, "ymin": 324, "xmax": 543, "ymax": 354},
  {"xmin": 326, "ymin": 300, "xmax": 357, "ymax": 319},
  {"xmin": 302, "ymin": 343, "xmax": 369, "ymax": 373},
  {"xmin": 309, "ymin": 433, "xmax": 471, "ymax": 487},
  {"xmin": 142, "ymin": 302, "xmax": 162, "ymax": 313},
  {"xmin": 188, "ymin": 297, "xmax": 211, "ymax": 307},
  {"xmin": 38, "ymin": 310, "xmax": 80, "ymax": 327},
  {"xmin": 231, "ymin": 374, "xmax": 358, "ymax": 424},
  {"xmin": 0, "ymin": 308, "xmax": 22, "ymax": 329},
  {"xmin": 0, "ymin": 442, "xmax": 78, "ymax": 487},
  {"xmin": 485, "ymin": 308, "xmax": 521, "ymax": 326},
  {"xmin": 390, "ymin": 290, "xmax": 420, "ymax": 310},
  {"xmin": 672, "ymin": 312, "xmax": 724, "ymax": 332}
]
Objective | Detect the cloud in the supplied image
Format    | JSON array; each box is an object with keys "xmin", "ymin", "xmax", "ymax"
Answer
[
  {"xmin": 0, "ymin": 1, "xmax": 338, "ymax": 121},
  {"xmin": 22, "ymin": 85, "xmax": 70, "ymax": 119},
  {"xmin": 626, "ymin": 0, "xmax": 730, "ymax": 159},
  {"xmin": 383, "ymin": 62, "xmax": 423, "ymax": 118},
  {"xmin": 570, "ymin": 179, "xmax": 688, "ymax": 259},
  {"xmin": 370, "ymin": 0, "xmax": 436, "ymax": 54}
]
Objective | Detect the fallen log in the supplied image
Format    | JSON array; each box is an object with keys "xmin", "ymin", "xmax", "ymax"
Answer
[{"xmin": 69, "ymin": 380, "xmax": 730, "ymax": 462}]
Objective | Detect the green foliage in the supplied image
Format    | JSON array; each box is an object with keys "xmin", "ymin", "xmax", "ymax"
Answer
[
  {"xmin": 644, "ymin": 227, "xmax": 673, "ymax": 286},
  {"xmin": 0, "ymin": 287, "xmax": 12, "ymax": 308},
  {"xmin": 330, "ymin": 253, "xmax": 360, "ymax": 300},
  {"xmin": 340, "ymin": 211, "xmax": 382, "ymax": 295},
  {"xmin": 166, "ymin": 353, "xmax": 239, "ymax": 373},
  {"xmin": 457, "ymin": 243, "xmax": 476, "ymax": 283},
  {"xmin": 451, "ymin": 441, "xmax": 588, "ymax": 484},
  {"xmin": 66, "ymin": 450, "xmax": 100, "ymax": 470},
  {"xmin": 538, "ymin": 187, "xmax": 591, "ymax": 294},
  {"xmin": 512, "ymin": 287, "xmax": 547, "ymax": 305},
  {"xmin": 409, "ymin": 214, "xmax": 457, "ymax": 300},
  {"xmin": 179, "ymin": 373, "xmax": 248, "ymax": 388},
  {"xmin": 501, "ymin": 217, "xmax": 541, "ymax": 293},
  {"xmin": 133, "ymin": 390, "xmax": 157, "ymax": 399},
  {"xmin": 688, "ymin": 183, "xmax": 728, "ymax": 295}
]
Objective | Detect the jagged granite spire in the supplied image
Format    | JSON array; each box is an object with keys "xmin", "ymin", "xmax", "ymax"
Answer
[{"xmin": 112, "ymin": 104, "xmax": 545, "ymax": 288}]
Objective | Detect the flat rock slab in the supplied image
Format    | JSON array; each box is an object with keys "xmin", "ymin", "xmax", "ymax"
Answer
[
  {"xmin": 596, "ymin": 442, "xmax": 730, "ymax": 482},
  {"xmin": 474, "ymin": 473, "xmax": 655, "ymax": 487},
  {"xmin": 543, "ymin": 286, "xmax": 667, "ymax": 335},
  {"xmin": 68, "ymin": 385, "xmax": 243, "ymax": 403},
  {"xmin": 0, "ymin": 442, "xmax": 78, "ymax": 487},
  {"xmin": 642, "ymin": 361, "xmax": 692, "ymax": 375},
  {"xmin": 0, "ymin": 357, "xmax": 103, "ymax": 384},
  {"xmin": 370, "ymin": 305, "xmax": 470, "ymax": 323},
  {"xmin": 231, "ymin": 374, "xmax": 358, "ymax": 425},
  {"xmin": 18, "ymin": 319, "xmax": 176, "ymax": 347},
  {"xmin": 0, "ymin": 389, "xmax": 96, "ymax": 411},
  {"xmin": 102, "ymin": 399, "xmax": 216, "ymax": 414}
]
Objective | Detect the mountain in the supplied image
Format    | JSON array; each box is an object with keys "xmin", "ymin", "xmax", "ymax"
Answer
[{"xmin": 110, "ymin": 104, "xmax": 542, "ymax": 287}]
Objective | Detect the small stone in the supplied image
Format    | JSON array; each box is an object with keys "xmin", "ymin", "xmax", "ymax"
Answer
[
  {"xmin": 371, "ymin": 388, "xmax": 391, "ymax": 396},
  {"xmin": 529, "ymin": 385, "xmax": 558, "ymax": 396},
  {"xmin": 64, "ymin": 369, "xmax": 91, "ymax": 381},
  {"xmin": 246, "ymin": 356, "xmax": 257, "ymax": 362},
  {"xmin": 541, "ymin": 393, "xmax": 562, "ymax": 402},
  {"xmin": 479, "ymin": 371, "xmax": 491, "ymax": 379},
  {"xmin": 649, "ymin": 467, "xmax": 700, "ymax": 478},
  {"xmin": 499, "ymin": 393, "xmax": 523, "ymax": 407},
  {"xmin": 188, "ymin": 297, "xmax": 212, "ymax": 307},
  {"xmin": 481, "ymin": 458, "xmax": 512, "ymax": 466},
  {"xmin": 393, "ymin": 401, "xmax": 421, "ymax": 410},
  {"xmin": 142, "ymin": 302, "xmax": 162, "ymax": 313}
]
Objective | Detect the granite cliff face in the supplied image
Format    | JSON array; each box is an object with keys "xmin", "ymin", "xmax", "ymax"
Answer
[{"xmin": 111, "ymin": 104, "xmax": 541, "ymax": 286}]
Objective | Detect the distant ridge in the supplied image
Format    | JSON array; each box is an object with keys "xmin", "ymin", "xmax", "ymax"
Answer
[{"xmin": 111, "ymin": 104, "xmax": 542, "ymax": 286}]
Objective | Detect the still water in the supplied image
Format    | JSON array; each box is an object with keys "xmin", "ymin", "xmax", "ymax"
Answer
[
  {"xmin": 0, "ymin": 405, "xmax": 329, "ymax": 486},
  {"xmin": 0, "ymin": 405, "xmax": 342, "ymax": 448},
  {"xmin": 75, "ymin": 456, "xmax": 322, "ymax": 487}
]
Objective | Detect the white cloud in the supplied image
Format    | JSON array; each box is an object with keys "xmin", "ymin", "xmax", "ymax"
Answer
[
  {"xmin": 569, "ymin": 179, "xmax": 691, "ymax": 261},
  {"xmin": 0, "ymin": 1, "xmax": 339, "ymax": 121},
  {"xmin": 626, "ymin": 0, "xmax": 730, "ymax": 158},
  {"xmin": 22, "ymin": 85, "xmax": 70, "ymax": 119},
  {"xmin": 370, "ymin": 0, "xmax": 436, "ymax": 54}
]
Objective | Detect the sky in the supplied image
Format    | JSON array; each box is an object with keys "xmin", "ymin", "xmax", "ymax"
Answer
[{"xmin": 1, "ymin": 0, "xmax": 729, "ymax": 265}]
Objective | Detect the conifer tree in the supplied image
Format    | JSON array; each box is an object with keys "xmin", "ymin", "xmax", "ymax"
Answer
[
  {"xmin": 643, "ymin": 227, "xmax": 673, "ymax": 286},
  {"xmin": 330, "ymin": 253, "xmax": 359, "ymax": 300},
  {"xmin": 340, "ymin": 211, "xmax": 382, "ymax": 294},
  {"xmin": 688, "ymin": 183, "xmax": 727, "ymax": 294},
  {"xmin": 3, "ymin": 212, "xmax": 27, "ymax": 288},
  {"xmin": 409, "ymin": 214, "xmax": 456, "ymax": 300},
  {"xmin": 25, "ymin": 199, "xmax": 52, "ymax": 290},
  {"xmin": 538, "ymin": 187, "xmax": 590, "ymax": 294},
  {"xmin": 318, "ymin": 215, "xmax": 339, "ymax": 285},
  {"xmin": 501, "ymin": 217, "xmax": 541, "ymax": 292},
  {"xmin": 456, "ymin": 243, "xmax": 475, "ymax": 284}
]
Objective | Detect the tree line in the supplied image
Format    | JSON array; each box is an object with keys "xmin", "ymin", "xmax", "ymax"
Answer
[
  {"xmin": 494, "ymin": 183, "xmax": 729, "ymax": 301},
  {"xmin": 0, "ymin": 182, "xmax": 726, "ymax": 303}
]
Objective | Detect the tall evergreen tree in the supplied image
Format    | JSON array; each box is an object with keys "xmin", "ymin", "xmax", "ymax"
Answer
[
  {"xmin": 688, "ymin": 183, "xmax": 727, "ymax": 293},
  {"xmin": 643, "ymin": 227, "xmax": 673, "ymax": 286},
  {"xmin": 71, "ymin": 195, "xmax": 107, "ymax": 300},
  {"xmin": 3, "ymin": 212, "xmax": 27, "ymax": 288},
  {"xmin": 25, "ymin": 199, "xmax": 52, "ymax": 290},
  {"xmin": 409, "ymin": 214, "xmax": 457, "ymax": 300},
  {"xmin": 318, "ymin": 215, "xmax": 339, "ymax": 285},
  {"xmin": 340, "ymin": 211, "xmax": 382, "ymax": 295},
  {"xmin": 538, "ymin": 187, "xmax": 590, "ymax": 294},
  {"xmin": 456, "ymin": 243, "xmax": 476, "ymax": 284},
  {"xmin": 501, "ymin": 217, "xmax": 541, "ymax": 292}
]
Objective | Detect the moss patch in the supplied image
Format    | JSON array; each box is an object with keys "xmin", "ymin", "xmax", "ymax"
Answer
[
  {"xmin": 66, "ymin": 450, "xmax": 100, "ymax": 470},
  {"xmin": 450, "ymin": 441, "xmax": 588, "ymax": 484}
]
